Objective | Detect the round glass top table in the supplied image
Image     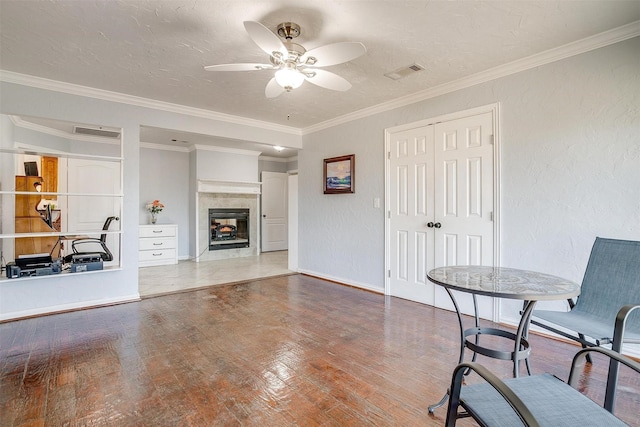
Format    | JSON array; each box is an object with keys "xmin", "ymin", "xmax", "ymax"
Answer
[
  {"xmin": 426, "ymin": 266, "xmax": 580, "ymax": 414},
  {"xmin": 428, "ymin": 266, "xmax": 580, "ymax": 300}
]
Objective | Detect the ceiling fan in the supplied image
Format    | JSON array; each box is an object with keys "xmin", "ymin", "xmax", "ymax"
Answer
[{"xmin": 204, "ymin": 21, "xmax": 366, "ymax": 98}]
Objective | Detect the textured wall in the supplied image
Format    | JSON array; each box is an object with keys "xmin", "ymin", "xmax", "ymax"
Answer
[
  {"xmin": 196, "ymin": 149, "xmax": 259, "ymax": 183},
  {"xmin": 299, "ymin": 38, "xmax": 640, "ymax": 325},
  {"xmin": 259, "ymin": 159, "xmax": 289, "ymax": 174},
  {"xmin": 139, "ymin": 147, "xmax": 190, "ymax": 257}
]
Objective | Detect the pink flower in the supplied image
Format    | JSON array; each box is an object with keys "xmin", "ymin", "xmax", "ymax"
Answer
[{"xmin": 146, "ymin": 200, "xmax": 165, "ymax": 214}]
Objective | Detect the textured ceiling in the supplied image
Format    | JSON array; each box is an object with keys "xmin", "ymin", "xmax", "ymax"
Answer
[{"xmin": 1, "ymin": 0, "xmax": 639, "ymax": 152}]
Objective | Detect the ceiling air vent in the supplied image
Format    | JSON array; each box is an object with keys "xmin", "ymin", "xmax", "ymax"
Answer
[
  {"xmin": 73, "ymin": 126, "xmax": 121, "ymax": 138},
  {"xmin": 384, "ymin": 63, "xmax": 425, "ymax": 80}
]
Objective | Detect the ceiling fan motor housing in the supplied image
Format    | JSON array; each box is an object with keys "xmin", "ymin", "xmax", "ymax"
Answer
[{"xmin": 277, "ymin": 22, "xmax": 300, "ymax": 40}]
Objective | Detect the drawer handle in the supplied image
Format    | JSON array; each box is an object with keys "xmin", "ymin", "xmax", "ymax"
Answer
[
  {"xmin": 152, "ymin": 253, "xmax": 162, "ymax": 256},
  {"xmin": 152, "ymin": 230, "xmax": 163, "ymax": 233},
  {"xmin": 153, "ymin": 242, "xmax": 163, "ymax": 246}
]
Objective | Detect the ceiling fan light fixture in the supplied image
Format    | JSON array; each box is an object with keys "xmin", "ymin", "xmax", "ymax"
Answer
[
  {"xmin": 205, "ymin": 21, "xmax": 366, "ymax": 98},
  {"xmin": 275, "ymin": 67, "xmax": 305, "ymax": 91}
]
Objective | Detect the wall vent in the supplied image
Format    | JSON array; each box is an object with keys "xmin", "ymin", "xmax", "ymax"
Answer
[
  {"xmin": 384, "ymin": 63, "xmax": 425, "ymax": 80},
  {"xmin": 73, "ymin": 126, "xmax": 121, "ymax": 138}
]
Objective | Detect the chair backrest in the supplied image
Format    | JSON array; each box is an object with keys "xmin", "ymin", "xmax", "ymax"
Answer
[
  {"xmin": 100, "ymin": 216, "xmax": 119, "ymax": 243},
  {"xmin": 574, "ymin": 237, "xmax": 640, "ymax": 330}
]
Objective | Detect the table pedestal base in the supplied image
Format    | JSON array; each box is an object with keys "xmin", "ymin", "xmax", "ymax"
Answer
[
  {"xmin": 428, "ymin": 289, "xmax": 536, "ymax": 415},
  {"xmin": 426, "ymin": 266, "xmax": 580, "ymax": 416}
]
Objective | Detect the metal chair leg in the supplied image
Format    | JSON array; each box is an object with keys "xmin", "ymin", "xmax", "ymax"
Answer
[{"xmin": 429, "ymin": 391, "xmax": 449, "ymax": 414}]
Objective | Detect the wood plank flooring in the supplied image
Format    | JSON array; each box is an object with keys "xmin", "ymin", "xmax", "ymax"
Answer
[{"xmin": 1, "ymin": 274, "xmax": 638, "ymax": 426}]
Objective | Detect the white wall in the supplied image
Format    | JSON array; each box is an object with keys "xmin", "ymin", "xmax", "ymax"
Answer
[
  {"xmin": 259, "ymin": 158, "xmax": 290, "ymax": 174},
  {"xmin": 259, "ymin": 157, "xmax": 298, "ymax": 174},
  {"xmin": 139, "ymin": 147, "xmax": 190, "ymax": 257},
  {"xmin": 196, "ymin": 148, "xmax": 259, "ymax": 182},
  {"xmin": 298, "ymin": 37, "xmax": 640, "ymax": 323},
  {"xmin": 0, "ymin": 116, "xmax": 16, "ymax": 263}
]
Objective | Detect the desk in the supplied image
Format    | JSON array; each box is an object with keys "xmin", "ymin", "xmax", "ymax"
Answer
[{"xmin": 426, "ymin": 266, "xmax": 580, "ymax": 413}]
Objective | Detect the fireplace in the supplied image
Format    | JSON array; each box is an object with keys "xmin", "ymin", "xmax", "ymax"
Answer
[{"xmin": 209, "ymin": 208, "xmax": 249, "ymax": 251}]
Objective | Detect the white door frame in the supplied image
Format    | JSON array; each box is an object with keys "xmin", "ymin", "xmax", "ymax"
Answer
[
  {"xmin": 384, "ymin": 103, "xmax": 502, "ymax": 317},
  {"xmin": 287, "ymin": 171, "xmax": 299, "ymax": 271}
]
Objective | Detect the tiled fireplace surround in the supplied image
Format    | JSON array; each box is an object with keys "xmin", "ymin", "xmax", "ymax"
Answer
[{"xmin": 197, "ymin": 185, "xmax": 259, "ymax": 262}]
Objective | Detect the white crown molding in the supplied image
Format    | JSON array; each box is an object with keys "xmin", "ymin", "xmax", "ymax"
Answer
[
  {"xmin": 302, "ymin": 20, "xmax": 640, "ymax": 135},
  {"xmin": 259, "ymin": 155, "xmax": 297, "ymax": 162},
  {"xmin": 140, "ymin": 141, "xmax": 190, "ymax": 152},
  {"xmin": 9, "ymin": 114, "xmax": 120, "ymax": 145},
  {"xmin": 0, "ymin": 70, "xmax": 302, "ymax": 136},
  {"xmin": 192, "ymin": 144, "xmax": 262, "ymax": 156}
]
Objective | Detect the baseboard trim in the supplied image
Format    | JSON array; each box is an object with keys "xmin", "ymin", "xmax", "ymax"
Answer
[
  {"xmin": 298, "ymin": 269, "xmax": 384, "ymax": 295},
  {"xmin": 0, "ymin": 294, "xmax": 141, "ymax": 323}
]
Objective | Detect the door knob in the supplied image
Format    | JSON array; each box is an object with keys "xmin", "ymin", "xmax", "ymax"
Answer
[
  {"xmin": 434, "ymin": 222, "xmax": 442, "ymax": 228},
  {"xmin": 426, "ymin": 222, "xmax": 434, "ymax": 228}
]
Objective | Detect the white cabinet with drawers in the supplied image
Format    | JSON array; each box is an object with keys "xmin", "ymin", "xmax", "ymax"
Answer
[{"xmin": 138, "ymin": 224, "xmax": 178, "ymax": 267}]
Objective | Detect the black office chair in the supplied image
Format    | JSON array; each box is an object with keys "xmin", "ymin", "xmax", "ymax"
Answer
[{"xmin": 63, "ymin": 216, "xmax": 119, "ymax": 263}]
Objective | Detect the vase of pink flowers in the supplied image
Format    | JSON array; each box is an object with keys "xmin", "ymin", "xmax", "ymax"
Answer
[{"xmin": 146, "ymin": 200, "xmax": 164, "ymax": 224}]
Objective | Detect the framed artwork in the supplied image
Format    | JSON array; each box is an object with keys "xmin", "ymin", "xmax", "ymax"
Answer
[{"xmin": 324, "ymin": 154, "xmax": 355, "ymax": 194}]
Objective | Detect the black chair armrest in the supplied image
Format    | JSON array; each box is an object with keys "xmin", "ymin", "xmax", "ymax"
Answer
[
  {"xmin": 613, "ymin": 304, "xmax": 640, "ymax": 348},
  {"xmin": 446, "ymin": 362, "xmax": 540, "ymax": 427},
  {"xmin": 72, "ymin": 237, "xmax": 102, "ymax": 245},
  {"xmin": 569, "ymin": 345, "xmax": 640, "ymax": 386},
  {"xmin": 72, "ymin": 238, "xmax": 105, "ymax": 252},
  {"xmin": 568, "ymin": 328, "xmax": 640, "ymax": 412},
  {"xmin": 71, "ymin": 237, "xmax": 100, "ymax": 244}
]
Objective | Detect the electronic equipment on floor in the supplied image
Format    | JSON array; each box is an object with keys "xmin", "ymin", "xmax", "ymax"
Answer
[
  {"xmin": 69, "ymin": 252, "xmax": 103, "ymax": 273},
  {"xmin": 6, "ymin": 253, "xmax": 62, "ymax": 278}
]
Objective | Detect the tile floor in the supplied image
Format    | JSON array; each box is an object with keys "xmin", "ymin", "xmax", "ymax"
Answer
[{"xmin": 138, "ymin": 250, "xmax": 292, "ymax": 297}]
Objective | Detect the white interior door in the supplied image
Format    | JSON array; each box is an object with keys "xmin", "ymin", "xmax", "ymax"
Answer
[
  {"xmin": 67, "ymin": 159, "xmax": 121, "ymax": 265},
  {"xmin": 261, "ymin": 171, "xmax": 288, "ymax": 252},
  {"xmin": 433, "ymin": 111, "xmax": 495, "ymax": 318},
  {"xmin": 387, "ymin": 109, "xmax": 496, "ymax": 318},
  {"xmin": 387, "ymin": 125, "xmax": 437, "ymax": 305}
]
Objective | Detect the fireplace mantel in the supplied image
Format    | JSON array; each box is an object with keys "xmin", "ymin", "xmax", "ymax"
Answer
[{"xmin": 197, "ymin": 180, "xmax": 261, "ymax": 195}]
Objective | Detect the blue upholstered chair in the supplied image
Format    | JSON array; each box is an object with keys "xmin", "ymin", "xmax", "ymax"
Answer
[
  {"xmin": 445, "ymin": 346, "xmax": 640, "ymax": 427},
  {"xmin": 530, "ymin": 237, "xmax": 640, "ymax": 411}
]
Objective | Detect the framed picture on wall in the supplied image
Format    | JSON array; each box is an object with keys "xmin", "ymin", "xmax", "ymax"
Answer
[{"xmin": 324, "ymin": 154, "xmax": 355, "ymax": 194}]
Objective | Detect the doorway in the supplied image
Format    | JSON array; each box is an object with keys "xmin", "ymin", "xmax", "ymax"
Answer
[{"xmin": 385, "ymin": 104, "xmax": 500, "ymax": 319}]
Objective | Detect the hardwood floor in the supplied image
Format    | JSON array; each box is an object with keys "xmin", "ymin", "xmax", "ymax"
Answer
[{"xmin": 1, "ymin": 274, "xmax": 638, "ymax": 426}]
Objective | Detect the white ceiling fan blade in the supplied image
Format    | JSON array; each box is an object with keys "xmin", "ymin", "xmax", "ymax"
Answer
[
  {"xmin": 265, "ymin": 77, "xmax": 285, "ymax": 98},
  {"xmin": 301, "ymin": 42, "xmax": 366, "ymax": 67},
  {"xmin": 244, "ymin": 21, "xmax": 289, "ymax": 59},
  {"xmin": 204, "ymin": 63, "xmax": 274, "ymax": 72},
  {"xmin": 304, "ymin": 69, "xmax": 352, "ymax": 91}
]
